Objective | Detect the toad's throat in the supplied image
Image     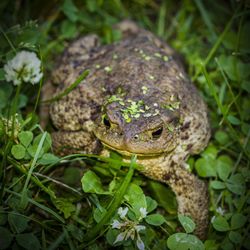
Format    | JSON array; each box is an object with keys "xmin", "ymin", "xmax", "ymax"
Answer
[{"xmin": 100, "ymin": 141, "xmax": 164, "ymax": 157}]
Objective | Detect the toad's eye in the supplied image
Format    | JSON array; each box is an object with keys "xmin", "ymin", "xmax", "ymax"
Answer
[
  {"xmin": 151, "ymin": 127, "xmax": 163, "ymax": 140},
  {"xmin": 102, "ymin": 115, "xmax": 111, "ymax": 129}
]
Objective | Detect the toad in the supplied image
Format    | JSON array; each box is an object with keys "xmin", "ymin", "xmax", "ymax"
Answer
[{"xmin": 44, "ymin": 21, "xmax": 210, "ymax": 239}]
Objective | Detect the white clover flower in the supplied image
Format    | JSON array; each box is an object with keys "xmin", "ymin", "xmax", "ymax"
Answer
[
  {"xmin": 216, "ymin": 207, "xmax": 225, "ymax": 215},
  {"xmin": 112, "ymin": 206, "xmax": 146, "ymax": 250},
  {"xmin": 139, "ymin": 208, "xmax": 147, "ymax": 219},
  {"xmin": 136, "ymin": 237, "xmax": 145, "ymax": 250},
  {"xmin": 134, "ymin": 225, "xmax": 146, "ymax": 232},
  {"xmin": 4, "ymin": 50, "xmax": 43, "ymax": 85},
  {"xmin": 114, "ymin": 232, "xmax": 126, "ymax": 244},
  {"xmin": 111, "ymin": 219, "xmax": 123, "ymax": 229},
  {"xmin": 211, "ymin": 216, "xmax": 215, "ymax": 223},
  {"xmin": 118, "ymin": 207, "xmax": 128, "ymax": 219},
  {"xmin": 125, "ymin": 227, "xmax": 136, "ymax": 241}
]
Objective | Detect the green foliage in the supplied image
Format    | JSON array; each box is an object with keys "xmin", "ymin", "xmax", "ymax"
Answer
[
  {"xmin": 61, "ymin": 0, "xmax": 78, "ymax": 22},
  {"xmin": 148, "ymin": 180, "xmax": 177, "ymax": 214},
  {"xmin": 124, "ymin": 183, "xmax": 147, "ymax": 218},
  {"xmin": 0, "ymin": 212, "xmax": 41, "ymax": 250},
  {"xmin": 0, "ymin": 227, "xmax": 13, "ymax": 249},
  {"xmin": 10, "ymin": 130, "xmax": 53, "ymax": 162},
  {"xmin": 52, "ymin": 198, "xmax": 76, "ymax": 219},
  {"xmin": 16, "ymin": 233, "xmax": 41, "ymax": 250},
  {"xmin": 178, "ymin": 215, "xmax": 196, "ymax": 234},
  {"xmin": 167, "ymin": 233, "xmax": 204, "ymax": 250},
  {"xmin": 145, "ymin": 196, "xmax": 157, "ymax": 213},
  {"xmin": 8, "ymin": 213, "xmax": 29, "ymax": 233},
  {"xmin": 11, "ymin": 144, "xmax": 26, "ymax": 159},
  {"xmin": 0, "ymin": 0, "xmax": 249, "ymax": 249},
  {"xmin": 38, "ymin": 153, "xmax": 59, "ymax": 165},
  {"xmin": 212, "ymin": 216, "xmax": 231, "ymax": 232},
  {"xmin": 81, "ymin": 170, "xmax": 111, "ymax": 195},
  {"xmin": 18, "ymin": 131, "xmax": 33, "ymax": 147},
  {"xmin": 218, "ymin": 55, "xmax": 250, "ymax": 82},
  {"xmin": 145, "ymin": 214, "xmax": 165, "ymax": 226},
  {"xmin": 231, "ymin": 213, "xmax": 247, "ymax": 230}
]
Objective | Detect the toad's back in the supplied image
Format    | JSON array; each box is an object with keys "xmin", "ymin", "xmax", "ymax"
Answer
[{"xmin": 50, "ymin": 32, "xmax": 208, "ymax": 144}]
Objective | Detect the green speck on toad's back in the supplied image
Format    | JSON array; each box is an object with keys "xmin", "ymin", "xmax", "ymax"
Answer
[
  {"xmin": 106, "ymin": 95, "xmax": 123, "ymax": 103},
  {"xmin": 163, "ymin": 101, "xmax": 180, "ymax": 111},
  {"xmin": 154, "ymin": 52, "xmax": 162, "ymax": 58},
  {"xmin": 166, "ymin": 123, "xmax": 175, "ymax": 132},
  {"xmin": 141, "ymin": 86, "xmax": 148, "ymax": 94},
  {"xmin": 121, "ymin": 100, "xmax": 146, "ymax": 123},
  {"xmin": 104, "ymin": 66, "xmax": 112, "ymax": 72},
  {"xmin": 163, "ymin": 55, "xmax": 169, "ymax": 62},
  {"xmin": 113, "ymin": 54, "xmax": 118, "ymax": 59}
]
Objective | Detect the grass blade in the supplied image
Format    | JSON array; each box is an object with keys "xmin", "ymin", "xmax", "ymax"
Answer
[
  {"xmin": 192, "ymin": 4, "xmax": 242, "ymax": 81},
  {"xmin": 42, "ymin": 69, "xmax": 89, "ymax": 104},
  {"xmin": 47, "ymin": 229, "xmax": 66, "ymax": 250},
  {"xmin": 194, "ymin": 0, "xmax": 217, "ymax": 41},
  {"xmin": 21, "ymin": 132, "xmax": 48, "ymax": 208},
  {"xmin": 157, "ymin": 1, "xmax": 167, "ymax": 38},
  {"xmin": 4, "ymin": 188, "xmax": 65, "ymax": 223}
]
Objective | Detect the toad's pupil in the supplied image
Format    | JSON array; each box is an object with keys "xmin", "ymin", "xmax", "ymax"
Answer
[
  {"xmin": 103, "ymin": 116, "xmax": 111, "ymax": 128},
  {"xmin": 134, "ymin": 134, "xmax": 139, "ymax": 140},
  {"xmin": 152, "ymin": 127, "xmax": 163, "ymax": 139}
]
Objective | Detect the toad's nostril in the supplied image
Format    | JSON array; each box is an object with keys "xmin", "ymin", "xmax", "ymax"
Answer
[
  {"xmin": 171, "ymin": 116, "xmax": 180, "ymax": 125},
  {"xmin": 134, "ymin": 134, "xmax": 139, "ymax": 140}
]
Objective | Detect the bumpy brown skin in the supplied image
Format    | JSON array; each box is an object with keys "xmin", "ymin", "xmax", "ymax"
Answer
[{"xmin": 46, "ymin": 21, "xmax": 210, "ymax": 239}]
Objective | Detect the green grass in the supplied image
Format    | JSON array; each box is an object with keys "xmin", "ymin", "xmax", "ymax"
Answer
[{"xmin": 0, "ymin": 0, "xmax": 249, "ymax": 250}]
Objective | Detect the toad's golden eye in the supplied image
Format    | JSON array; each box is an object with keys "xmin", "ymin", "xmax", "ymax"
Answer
[
  {"xmin": 102, "ymin": 115, "xmax": 111, "ymax": 129},
  {"xmin": 151, "ymin": 127, "xmax": 163, "ymax": 140}
]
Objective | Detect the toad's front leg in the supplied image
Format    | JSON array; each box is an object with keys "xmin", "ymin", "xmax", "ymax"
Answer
[
  {"xmin": 139, "ymin": 157, "xmax": 209, "ymax": 239},
  {"xmin": 51, "ymin": 131, "xmax": 103, "ymax": 156}
]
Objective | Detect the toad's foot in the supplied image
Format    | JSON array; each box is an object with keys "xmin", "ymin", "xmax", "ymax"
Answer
[{"xmin": 139, "ymin": 157, "xmax": 209, "ymax": 239}]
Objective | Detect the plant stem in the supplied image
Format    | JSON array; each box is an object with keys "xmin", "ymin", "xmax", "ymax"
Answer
[{"xmin": 0, "ymin": 83, "xmax": 21, "ymax": 202}]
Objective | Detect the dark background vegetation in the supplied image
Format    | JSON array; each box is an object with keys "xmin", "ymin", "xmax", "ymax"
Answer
[{"xmin": 0, "ymin": 0, "xmax": 249, "ymax": 249}]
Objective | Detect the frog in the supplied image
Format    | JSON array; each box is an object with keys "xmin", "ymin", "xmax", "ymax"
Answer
[{"xmin": 43, "ymin": 20, "xmax": 211, "ymax": 239}]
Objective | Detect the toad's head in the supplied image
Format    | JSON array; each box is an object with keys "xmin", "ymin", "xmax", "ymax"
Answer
[{"xmin": 94, "ymin": 92, "xmax": 181, "ymax": 157}]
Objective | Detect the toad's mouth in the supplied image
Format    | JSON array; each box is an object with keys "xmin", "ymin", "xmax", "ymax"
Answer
[{"xmin": 100, "ymin": 141, "xmax": 164, "ymax": 157}]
